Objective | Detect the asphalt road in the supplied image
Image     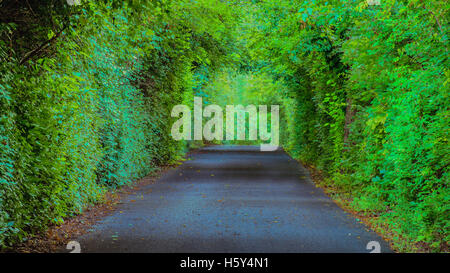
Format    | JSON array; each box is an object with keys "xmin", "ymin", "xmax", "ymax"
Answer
[{"xmin": 72, "ymin": 145, "xmax": 392, "ymax": 253}]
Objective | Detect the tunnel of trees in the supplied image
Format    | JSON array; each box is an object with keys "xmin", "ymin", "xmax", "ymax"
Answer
[{"xmin": 0, "ymin": 0, "xmax": 448, "ymax": 252}]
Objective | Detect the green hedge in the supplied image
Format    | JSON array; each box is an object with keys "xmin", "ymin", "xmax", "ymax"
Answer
[
  {"xmin": 0, "ymin": 0, "xmax": 235, "ymax": 247},
  {"xmin": 251, "ymin": 0, "xmax": 449, "ymax": 251}
]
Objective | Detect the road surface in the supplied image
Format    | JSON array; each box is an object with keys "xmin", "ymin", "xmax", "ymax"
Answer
[{"xmin": 71, "ymin": 145, "xmax": 391, "ymax": 253}]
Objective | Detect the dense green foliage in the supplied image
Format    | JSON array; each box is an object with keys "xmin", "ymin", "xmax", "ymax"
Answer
[
  {"xmin": 0, "ymin": 0, "xmax": 448, "ymax": 252},
  {"xmin": 0, "ymin": 0, "xmax": 236, "ymax": 247},
  {"xmin": 201, "ymin": 70, "xmax": 288, "ymax": 145},
  {"xmin": 247, "ymin": 0, "xmax": 449, "ymax": 251}
]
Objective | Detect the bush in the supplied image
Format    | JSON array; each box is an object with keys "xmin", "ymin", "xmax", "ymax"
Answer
[
  {"xmin": 0, "ymin": 0, "xmax": 236, "ymax": 247},
  {"xmin": 252, "ymin": 0, "xmax": 449, "ymax": 251}
]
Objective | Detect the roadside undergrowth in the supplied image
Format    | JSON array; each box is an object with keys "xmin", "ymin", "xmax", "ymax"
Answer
[{"xmin": 297, "ymin": 158, "xmax": 447, "ymax": 253}]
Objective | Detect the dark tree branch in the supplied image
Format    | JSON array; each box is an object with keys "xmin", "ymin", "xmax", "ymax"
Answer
[{"xmin": 19, "ymin": 25, "xmax": 66, "ymax": 65}]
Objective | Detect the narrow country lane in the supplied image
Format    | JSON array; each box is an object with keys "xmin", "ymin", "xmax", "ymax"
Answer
[{"xmin": 72, "ymin": 146, "xmax": 392, "ymax": 253}]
